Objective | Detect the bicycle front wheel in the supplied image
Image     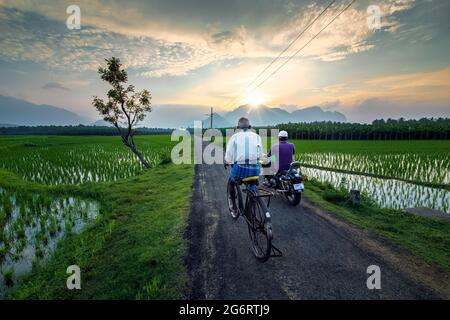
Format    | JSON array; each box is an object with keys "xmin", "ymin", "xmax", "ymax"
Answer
[{"xmin": 247, "ymin": 195, "xmax": 272, "ymax": 262}]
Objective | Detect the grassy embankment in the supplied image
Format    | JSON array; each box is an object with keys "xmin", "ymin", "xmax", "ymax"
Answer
[{"xmin": 0, "ymin": 136, "xmax": 194, "ymax": 299}]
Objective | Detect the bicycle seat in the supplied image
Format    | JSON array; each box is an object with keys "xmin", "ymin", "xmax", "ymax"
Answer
[
  {"xmin": 242, "ymin": 176, "xmax": 259, "ymax": 182},
  {"xmin": 241, "ymin": 176, "xmax": 260, "ymax": 188}
]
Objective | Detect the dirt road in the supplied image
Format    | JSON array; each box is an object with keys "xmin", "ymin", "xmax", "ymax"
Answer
[{"xmin": 184, "ymin": 160, "xmax": 449, "ymax": 299}]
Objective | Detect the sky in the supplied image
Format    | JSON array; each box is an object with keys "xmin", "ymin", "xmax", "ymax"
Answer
[{"xmin": 0, "ymin": 0, "xmax": 449, "ymax": 123}]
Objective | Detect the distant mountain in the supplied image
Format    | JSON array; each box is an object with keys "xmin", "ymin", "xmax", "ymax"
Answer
[
  {"xmin": 0, "ymin": 123, "xmax": 17, "ymax": 128},
  {"xmin": 290, "ymin": 106, "xmax": 347, "ymax": 123},
  {"xmin": 0, "ymin": 96, "xmax": 347, "ymax": 129},
  {"xmin": 223, "ymin": 105, "xmax": 290, "ymax": 127},
  {"xmin": 92, "ymin": 119, "xmax": 114, "ymax": 127},
  {"xmin": 220, "ymin": 104, "xmax": 346, "ymax": 127},
  {"xmin": 0, "ymin": 95, "xmax": 87, "ymax": 126},
  {"xmin": 202, "ymin": 113, "xmax": 233, "ymax": 128},
  {"xmin": 141, "ymin": 104, "xmax": 212, "ymax": 129}
]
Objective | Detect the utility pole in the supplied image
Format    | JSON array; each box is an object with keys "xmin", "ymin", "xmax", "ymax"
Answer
[
  {"xmin": 205, "ymin": 107, "xmax": 213, "ymax": 129},
  {"xmin": 210, "ymin": 107, "xmax": 213, "ymax": 129}
]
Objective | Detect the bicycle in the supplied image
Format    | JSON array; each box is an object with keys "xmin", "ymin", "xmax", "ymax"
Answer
[{"xmin": 226, "ymin": 167, "xmax": 282, "ymax": 262}]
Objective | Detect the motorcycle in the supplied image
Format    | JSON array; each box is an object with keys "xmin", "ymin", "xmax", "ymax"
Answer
[{"xmin": 262, "ymin": 161, "xmax": 305, "ymax": 206}]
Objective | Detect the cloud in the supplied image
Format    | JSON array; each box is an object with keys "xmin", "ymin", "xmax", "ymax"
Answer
[
  {"xmin": 2, "ymin": 0, "xmax": 446, "ymax": 124},
  {"xmin": 0, "ymin": 6, "xmax": 225, "ymax": 77},
  {"xmin": 308, "ymin": 66, "xmax": 450, "ymax": 107},
  {"xmin": 0, "ymin": 0, "xmax": 418, "ymax": 78},
  {"xmin": 360, "ymin": 67, "xmax": 450, "ymax": 103},
  {"xmin": 344, "ymin": 97, "xmax": 450, "ymax": 123},
  {"xmin": 42, "ymin": 82, "xmax": 70, "ymax": 91},
  {"xmin": 318, "ymin": 100, "xmax": 342, "ymax": 111},
  {"xmin": 313, "ymin": 67, "xmax": 450, "ymax": 122}
]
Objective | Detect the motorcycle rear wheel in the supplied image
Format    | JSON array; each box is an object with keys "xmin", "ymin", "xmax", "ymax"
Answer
[{"xmin": 285, "ymin": 189, "xmax": 301, "ymax": 206}]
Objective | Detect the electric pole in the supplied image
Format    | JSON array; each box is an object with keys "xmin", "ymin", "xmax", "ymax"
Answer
[
  {"xmin": 205, "ymin": 107, "xmax": 213, "ymax": 129},
  {"xmin": 210, "ymin": 107, "xmax": 213, "ymax": 129}
]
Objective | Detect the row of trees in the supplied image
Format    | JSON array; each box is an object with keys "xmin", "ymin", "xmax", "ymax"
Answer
[
  {"xmin": 274, "ymin": 118, "xmax": 450, "ymax": 140},
  {"xmin": 2, "ymin": 119, "xmax": 448, "ymax": 140},
  {"xmin": 0, "ymin": 125, "xmax": 173, "ymax": 136}
]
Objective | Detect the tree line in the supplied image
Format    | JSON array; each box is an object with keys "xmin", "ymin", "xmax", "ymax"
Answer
[
  {"xmin": 1, "ymin": 118, "xmax": 449, "ymax": 140},
  {"xmin": 273, "ymin": 118, "xmax": 450, "ymax": 140},
  {"xmin": 0, "ymin": 125, "xmax": 173, "ymax": 136}
]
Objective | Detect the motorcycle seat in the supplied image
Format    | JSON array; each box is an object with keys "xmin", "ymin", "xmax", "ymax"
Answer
[{"xmin": 276, "ymin": 170, "xmax": 288, "ymax": 177}]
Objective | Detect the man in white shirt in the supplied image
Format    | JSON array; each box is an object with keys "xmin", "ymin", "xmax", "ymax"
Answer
[
  {"xmin": 224, "ymin": 117, "xmax": 262, "ymax": 171},
  {"xmin": 225, "ymin": 117, "xmax": 262, "ymax": 215}
]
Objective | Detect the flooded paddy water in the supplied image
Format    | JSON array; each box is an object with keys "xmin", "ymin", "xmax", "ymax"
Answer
[
  {"xmin": 298, "ymin": 152, "xmax": 449, "ymax": 185},
  {"xmin": 302, "ymin": 167, "xmax": 450, "ymax": 214},
  {"xmin": 0, "ymin": 188, "xmax": 99, "ymax": 292}
]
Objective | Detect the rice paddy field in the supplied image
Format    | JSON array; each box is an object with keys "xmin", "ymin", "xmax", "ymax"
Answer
[
  {"xmin": 0, "ymin": 135, "xmax": 449, "ymax": 294},
  {"xmin": 0, "ymin": 188, "xmax": 99, "ymax": 290},
  {"xmin": 0, "ymin": 135, "xmax": 176, "ymax": 292},
  {"xmin": 290, "ymin": 140, "xmax": 450, "ymax": 213},
  {"xmin": 0, "ymin": 136, "xmax": 173, "ymax": 185}
]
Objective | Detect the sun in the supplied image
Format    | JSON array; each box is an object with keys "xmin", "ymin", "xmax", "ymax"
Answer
[{"xmin": 245, "ymin": 92, "xmax": 266, "ymax": 107}]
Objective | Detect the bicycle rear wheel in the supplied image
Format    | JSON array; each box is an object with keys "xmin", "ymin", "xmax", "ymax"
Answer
[
  {"xmin": 227, "ymin": 180, "xmax": 241, "ymax": 220},
  {"xmin": 247, "ymin": 195, "xmax": 272, "ymax": 262}
]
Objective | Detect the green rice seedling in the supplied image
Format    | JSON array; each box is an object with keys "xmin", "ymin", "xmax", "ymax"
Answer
[
  {"xmin": 42, "ymin": 234, "xmax": 48, "ymax": 246},
  {"xmin": 48, "ymin": 216, "xmax": 57, "ymax": 237},
  {"xmin": 34, "ymin": 244, "xmax": 43, "ymax": 260},
  {"xmin": 16, "ymin": 221, "xmax": 26, "ymax": 241},
  {"xmin": 302, "ymin": 167, "xmax": 450, "ymax": 213},
  {"xmin": 59, "ymin": 198, "xmax": 64, "ymax": 210},
  {"xmin": 39, "ymin": 216, "xmax": 46, "ymax": 232},
  {"xmin": 287, "ymin": 139, "xmax": 449, "ymax": 212},
  {"xmin": 11, "ymin": 249, "xmax": 21, "ymax": 262},
  {"xmin": 65, "ymin": 220, "xmax": 73, "ymax": 234},
  {"xmin": 0, "ymin": 208, "xmax": 6, "ymax": 230},
  {"xmin": 35, "ymin": 228, "xmax": 44, "ymax": 244},
  {"xmin": 2, "ymin": 196, "xmax": 12, "ymax": 220},
  {"xmin": 2, "ymin": 267, "xmax": 14, "ymax": 287},
  {"xmin": 0, "ymin": 136, "xmax": 175, "ymax": 185},
  {"xmin": 31, "ymin": 259, "xmax": 39, "ymax": 271},
  {"xmin": 0, "ymin": 229, "xmax": 5, "ymax": 243},
  {"xmin": 15, "ymin": 237, "xmax": 26, "ymax": 255},
  {"xmin": 0, "ymin": 246, "xmax": 6, "ymax": 264},
  {"xmin": 296, "ymin": 152, "xmax": 449, "ymax": 186},
  {"xmin": 11, "ymin": 220, "xmax": 20, "ymax": 237}
]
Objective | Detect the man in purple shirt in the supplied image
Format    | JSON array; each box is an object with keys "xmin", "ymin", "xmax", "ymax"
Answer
[{"xmin": 263, "ymin": 130, "xmax": 295, "ymax": 186}]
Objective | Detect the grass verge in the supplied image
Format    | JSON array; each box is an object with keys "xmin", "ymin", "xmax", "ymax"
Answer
[{"xmin": 1, "ymin": 163, "xmax": 194, "ymax": 299}]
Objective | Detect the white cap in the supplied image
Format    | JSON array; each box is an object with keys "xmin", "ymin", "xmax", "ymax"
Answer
[{"xmin": 278, "ymin": 130, "xmax": 288, "ymax": 138}]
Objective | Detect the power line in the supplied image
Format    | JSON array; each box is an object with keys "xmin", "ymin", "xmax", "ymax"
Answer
[
  {"xmin": 221, "ymin": 0, "xmax": 338, "ymax": 110},
  {"xmin": 247, "ymin": 0, "xmax": 356, "ymax": 95}
]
